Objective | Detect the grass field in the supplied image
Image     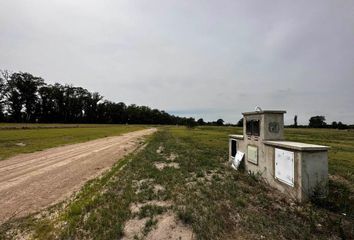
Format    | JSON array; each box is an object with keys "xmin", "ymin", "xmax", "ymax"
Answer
[
  {"xmin": 285, "ymin": 128, "xmax": 354, "ymax": 183},
  {"xmin": 0, "ymin": 125, "xmax": 352, "ymax": 239},
  {"xmin": 0, "ymin": 124, "xmax": 147, "ymax": 160}
]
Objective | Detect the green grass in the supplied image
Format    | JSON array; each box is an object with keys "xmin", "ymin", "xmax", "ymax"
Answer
[
  {"xmin": 0, "ymin": 126, "xmax": 353, "ymax": 239},
  {"xmin": 0, "ymin": 123, "xmax": 83, "ymax": 129},
  {"xmin": 0, "ymin": 123, "xmax": 147, "ymax": 160},
  {"xmin": 284, "ymin": 128, "xmax": 354, "ymax": 182}
]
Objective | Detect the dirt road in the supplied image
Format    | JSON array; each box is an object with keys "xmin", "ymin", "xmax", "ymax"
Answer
[{"xmin": 0, "ymin": 128, "xmax": 156, "ymax": 224}]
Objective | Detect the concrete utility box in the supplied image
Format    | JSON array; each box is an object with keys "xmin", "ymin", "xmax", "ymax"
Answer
[{"xmin": 229, "ymin": 110, "xmax": 329, "ymax": 202}]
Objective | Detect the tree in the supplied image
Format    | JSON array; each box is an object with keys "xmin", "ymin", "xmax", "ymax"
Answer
[
  {"xmin": 216, "ymin": 119, "xmax": 224, "ymax": 126},
  {"xmin": 0, "ymin": 78, "xmax": 4, "ymax": 120},
  {"xmin": 337, "ymin": 121, "xmax": 348, "ymax": 130},
  {"xmin": 197, "ymin": 118, "xmax": 205, "ymax": 125},
  {"xmin": 0, "ymin": 70, "xmax": 10, "ymax": 121},
  {"xmin": 309, "ymin": 116, "xmax": 326, "ymax": 128},
  {"xmin": 294, "ymin": 115, "xmax": 298, "ymax": 128},
  {"xmin": 5, "ymin": 74, "xmax": 22, "ymax": 122},
  {"xmin": 0, "ymin": 70, "xmax": 203, "ymax": 125},
  {"xmin": 37, "ymin": 85, "xmax": 56, "ymax": 122},
  {"xmin": 186, "ymin": 117, "xmax": 197, "ymax": 128},
  {"xmin": 6, "ymin": 72, "xmax": 44, "ymax": 122},
  {"xmin": 83, "ymin": 92, "xmax": 103, "ymax": 123}
]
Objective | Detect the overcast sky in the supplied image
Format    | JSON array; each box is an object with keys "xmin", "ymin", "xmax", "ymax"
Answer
[{"xmin": 1, "ymin": 0, "xmax": 353, "ymax": 124}]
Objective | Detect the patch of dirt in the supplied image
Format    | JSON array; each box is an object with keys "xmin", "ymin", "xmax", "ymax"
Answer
[
  {"xmin": 153, "ymin": 184, "xmax": 165, "ymax": 194},
  {"xmin": 0, "ymin": 128, "xmax": 156, "ymax": 224},
  {"xmin": 156, "ymin": 144, "xmax": 177, "ymax": 161},
  {"xmin": 132, "ymin": 178, "xmax": 154, "ymax": 186},
  {"xmin": 185, "ymin": 181, "xmax": 197, "ymax": 188},
  {"xmin": 2, "ymin": 228, "xmax": 32, "ymax": 240},
  {"xmin": 185, "ymin": 170, "xmax": 224, "ymax": 187},
  {"xmin": 154, "ymin": 162, "xmax": 180, "ymax": 170},
  {"xmin": 166, "ymin": 153, "xmax": 178, "ymax": 161},
  {"xmin": 156, "ymin": 146, "xmax": 164, "ymax": 154},
  {"xmin": 122, "ymin": 217, "xmax": 149, "ymax": 240},
  {"xmin": 145, "ymin": 212, "xmax": 195, "ymax": 240},
  {"xmin": 124, "ymin": 200, "xmax": 173, "ymax": 239},
  {"xmin": 203, "ymin": 170, "xmax": 223, "ymax": 181},
  {"xmin": 132, "ymin": 178, "xmax": 155, "ymax": 194},
  {"xmin": 15, "ymin": 142, "xmax": 26, "ymax": 147},
  {"xmin": 123, "ymin": 205, "xmax": 194, "ymax": 240}
]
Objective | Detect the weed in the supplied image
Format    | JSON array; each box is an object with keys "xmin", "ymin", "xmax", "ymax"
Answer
[
  {"xmin": 138, "ymin": 205, "xmax": 166, "ymax": 219},
  {"xmin": 312, "ymin": 179, "xmax": 353, "ymax": 218},
  {"xmin": 143, "ymin": 218, "xmax": 158, "ymax": 235},
  {"xmin": 248, "ymin": 170, "xmax": 262, "ymax": 182},
  {"xmin": 177, "ymin": 207, "xmax": 194, "ymax": 225}
]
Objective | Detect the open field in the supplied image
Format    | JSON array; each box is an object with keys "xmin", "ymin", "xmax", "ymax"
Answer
[
  {"xmin": 0, "ymin": 124, "xmax": 147, "ymax": 160},
  {"xmin": 284, "ymin": 128, "xmax": 354, "ymax": 183},
  {"xmin": 0, "ymin": 126, "xmax": 352, "ymax": 239},
  {"xmin": 0, "ymin": 123, "xmax": 84, "ymax": 129}
]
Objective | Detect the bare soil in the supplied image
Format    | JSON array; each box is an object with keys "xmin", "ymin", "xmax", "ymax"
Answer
[
  {"xmin": 145, "ymin": 212, "xmax": 195, "ymax": 240},
  {"xmin": 124, "ymin": 200, "xmax": 194, "ymax": 240},
  {"xmin": 154, "ymin": 162, "xmax": 180, "ymax": 170},
  {"xmin": 0, "ymin": 128, "xmax": 156, "ymax": 224},
  {"xmin": 122, "ymin": 211, "xmax": 195, "ymax": 240}
]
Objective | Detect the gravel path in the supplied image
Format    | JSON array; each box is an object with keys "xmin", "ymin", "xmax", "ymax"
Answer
[{"xmin": 0, "ymin": 128, "xmax": 156, "ymax": 224}]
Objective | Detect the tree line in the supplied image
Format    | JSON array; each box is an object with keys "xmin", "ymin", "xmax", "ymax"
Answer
[
  {"xmin": 0, "ymin": 70, "xmax": 213, "ymax": 125},
  {"xmin": 3, "ymin": 70, "xmax": 348, "ymax": 128},
  {"xmin": 235, "ymin": 115, "xmax": 353, "ymax": 129},
  {"xmin": 307, "ymin": 116, "xmax": 352, "ymax": 129},
  {"xmin": 288, "ymin": 115, "xmax": 352, "ymax": 129}
]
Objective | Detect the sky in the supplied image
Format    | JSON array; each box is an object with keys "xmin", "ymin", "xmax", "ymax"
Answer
[{"xmin": 1, "ymin": 0, "xmax": 353, "ymax": 124}]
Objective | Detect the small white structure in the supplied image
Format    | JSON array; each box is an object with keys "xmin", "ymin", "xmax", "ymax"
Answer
[{"xmin": 229, "ymin": 110, "xmax": 329, "ymax": 202}]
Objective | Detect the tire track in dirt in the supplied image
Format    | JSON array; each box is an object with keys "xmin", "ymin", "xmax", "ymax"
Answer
[{"xmin": 0, "ymin": 128, "xmax": 156, "ymax": 224}]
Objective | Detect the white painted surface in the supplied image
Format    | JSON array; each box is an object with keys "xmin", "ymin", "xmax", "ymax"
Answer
[
  {"xmin": 232, "ymin": 151, "xmax": 244, "ymax": 170},
  {"xmin": 229, "ymin": 134, "xmax": 244, "ymax": 140},
  {"xmin": 275, "ymin": 148, "xmax": 294, "ymax": 187},
  {"xmin": 265, "ymin": 141, "xmax": 329, "ymax": 151}
]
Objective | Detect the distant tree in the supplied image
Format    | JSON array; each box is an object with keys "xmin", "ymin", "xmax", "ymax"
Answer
[
  {"xmin": 186, "ymin": 117, "xmax": 197, "ymax": 128},
  {"xmin": 236, "ymin": 118, "xmax": 243, "ymax": 127},
  {"xmin": 0, "ymin": 70, "xmax": 10, "ymax": 121},
  {"xmin": 0, "ymin": 79, "xmax": 4, "ymax": 120},
  {"xmin": 331, "ymin": 121, "xmax": 338, "ymax": 129},
  {"xmin": 197, "ymin": 118, "xmax": 205, "ymax": 125},
  {"xmin": 216, "ymin": 119, "xmax": 224, "ymax": 126},
  {"xmin": 6, "ymin": 72, "xmax": 44, "ymax": 122},
  {"xmin": 294, "ymin": 115, "xmax": 298, "ymax": 128},
  {"xmin": 83, "ymin": 92, "xmax": 103, "ymax": 123},
  {"xmin": 37, "ymin": 85, "xmax": 56, "ymax": 122},
  {"xmin": 337, "ymin": 121, "xmax": 348, "ymax": 130},
  {"xmin": 309, "ymin": 116, "xmax": 326, "ymax": 128},
  {"xmin": 0, "ymin": 70, "xmax": 202, "ymax": 125},
  {"xmin": 52, "ymin": 83, "xmax": 65, "ymax": 122}
]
